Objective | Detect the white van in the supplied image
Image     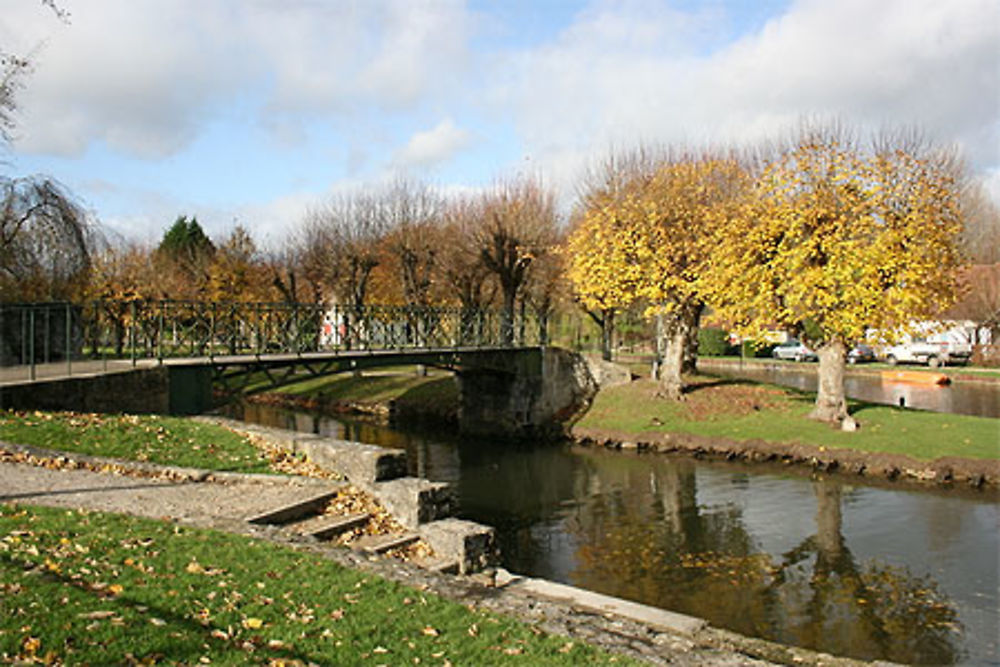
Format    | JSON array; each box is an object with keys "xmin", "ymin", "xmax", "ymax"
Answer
[{"xmin": 879, "ymin": 321, "xmax": 975, "ymax": 367}]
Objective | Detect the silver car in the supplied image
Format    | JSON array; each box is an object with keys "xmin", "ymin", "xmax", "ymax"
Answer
[{"xmin": 772, "ymin": 338, "xmax": 817, "ymax": 362}]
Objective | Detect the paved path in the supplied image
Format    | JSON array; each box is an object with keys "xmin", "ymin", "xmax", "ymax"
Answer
[{"xmin": 0, "ymin": 459, "xmax": 338, "ymax": 525}]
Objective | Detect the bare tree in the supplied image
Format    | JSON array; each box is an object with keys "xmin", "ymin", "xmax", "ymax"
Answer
[
  {"xmin": 474, "ymin": 177, "xmax": 559, "ymax": 344},
  {"xmin": 960, "ymin": 182, "xmax": 1000, "ymax": 264},
  {"xmin": 0, "ymin": 175, "xmax": 97, "ymax": 301},
  {"xmin": 380, "ymin": 180, "xmax": 442, "ymax": 307},
  {"xmin": 2, "ymin": 1, "xmax": 70, "ymax": 148},
  {"xmin": 302, "ymin": 188, "xmax": 390, "ymax": 311}
]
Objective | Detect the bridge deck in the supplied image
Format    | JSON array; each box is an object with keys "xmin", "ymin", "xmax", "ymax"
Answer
[{"xmin": 0, "ymin": 347, "xmax": 540, "ymax": 388}]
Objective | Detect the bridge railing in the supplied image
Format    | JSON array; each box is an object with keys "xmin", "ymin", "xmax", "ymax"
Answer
[{"xmin": 0, "ymin": 300, "xmax": 549, "ymax": 381}]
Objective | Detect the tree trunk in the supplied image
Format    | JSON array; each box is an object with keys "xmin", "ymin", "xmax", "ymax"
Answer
[
  {"xmin": 809, "ymin": 340, "xmax": 848, "ymax": 423},
  {"xmin": 500, "ymin": 288, "xmax": 516, "ymax": 346},
  {"xmin": 681, "ymin": 303, "xmax": 703, "ymax": 374},
  {"xmin": 601, "ymin": 308, "xmax": 615, "ymax": 361},
  {"xmin": 657, "ymin": 311, "xmax": 690, "ymax": 400}
]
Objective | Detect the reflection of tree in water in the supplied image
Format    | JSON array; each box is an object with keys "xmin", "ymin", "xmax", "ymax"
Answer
[
  {"xmin": 565, "ymin": 453, "xmax": 962, "ymax": 664},
  {"xmin": 769, "ymin": 483, "xmax": 962, "ymax": 664}
]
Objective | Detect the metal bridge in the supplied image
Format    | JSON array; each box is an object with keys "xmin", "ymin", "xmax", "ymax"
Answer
[
  {"xmin": 0, "ymin": 300, "xmax": 549, "ymax": 396},
  {"xmin": 0, "ymin": 300, "xmax": 597, "ymax": 439}
]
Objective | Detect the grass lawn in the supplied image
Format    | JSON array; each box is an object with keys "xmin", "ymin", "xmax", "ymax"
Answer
[
  {"xmin": 0, "ymin": 504, "xmax": 625, "ymax": 666},
  {"xmin": 0, "ymin": 411, "xmax": 275, "ymax": 473},
  {"xmin": 272, "ymin": 368, "xmax": 458, "ymax": 413},
  {"xmin": 577, "ymin": 378, "xmax": 1000, "ymax": 462}
]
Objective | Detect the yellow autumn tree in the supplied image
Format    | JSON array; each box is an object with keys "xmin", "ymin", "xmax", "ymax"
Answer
[
  {"xmin": 638, "ymin": 154, "xmax": 751, "ymax": 398},
  {"xmin": 703, "ymin": 128, "xmax": 965, "ymax": 424},
  {"xmin": 565, "ymin": 176, "xmax": 648, "ymax": 360}
]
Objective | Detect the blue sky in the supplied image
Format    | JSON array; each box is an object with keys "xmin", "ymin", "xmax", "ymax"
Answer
[{"xmin": 2, "ymin": 0, "xmax": 997, "ymax": 247}]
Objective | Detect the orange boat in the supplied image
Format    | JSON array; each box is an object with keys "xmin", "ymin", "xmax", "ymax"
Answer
[{"xmin": 880, "ymin": 369, "xmax": 951, "ymax": 385}]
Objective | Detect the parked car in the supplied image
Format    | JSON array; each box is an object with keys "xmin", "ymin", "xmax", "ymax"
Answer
[
  {"xmin": 876, "ymin": 322, "xmax": 975, "ymax": 367},
  {"xmin": 847, "ymin": 344, "xmax": 875, "ymax": 364},
  {"xmin": 881, "ymin": 338, "xmax": 972, "ymax": 367},
  {"xmin": 772, "ymin": 338, "xmax": 817, "ymax": 362}
]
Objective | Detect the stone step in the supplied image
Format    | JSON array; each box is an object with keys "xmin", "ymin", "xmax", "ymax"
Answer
[
  {"xmin": 290, "ymin": 512, "xmax": 371, "ymax": 541},
  {"xmin": 414, "ymin": 556, "xmax": 460, "ymax": 575},
  {"xmin": 351, "ymin": 532, "xmax": 420, "ymax": 555},
  {"xmin": 245, "ymin": 490, "xmax": 340, "ymax": 526}
]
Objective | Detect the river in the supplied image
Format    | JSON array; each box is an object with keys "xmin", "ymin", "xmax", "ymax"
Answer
[
  {"xmin": 697, "ymin": 359, "xmax": 1000, "ymax": 418},
  {"xmin": 231, "ymin": 403, "xmax": 1000, "ymax": 665}
]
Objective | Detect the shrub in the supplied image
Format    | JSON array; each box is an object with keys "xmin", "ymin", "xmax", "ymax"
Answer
[
  {"xmin": 698, "ymin": 327, "xmax": 732, "ymax": 356},
  {"xmin": 741, "ymin": 339, "xmax": 775, "ymax": 358}
]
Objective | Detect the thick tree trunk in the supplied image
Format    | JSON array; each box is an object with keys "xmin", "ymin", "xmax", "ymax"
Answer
[
  {"xmin": 681, "ymin": 303, "xmax": 703, "ymax": 374},
  {"xmin": 809, "ymin": 340, "xmax": 849, "ymax": 424},
  {"xmin": 657, "ymin": 311, "xmax": 690, "ymax": 400}
]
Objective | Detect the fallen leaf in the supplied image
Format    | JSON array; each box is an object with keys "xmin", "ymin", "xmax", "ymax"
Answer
[
  {"xmin": 242, "ymin": 617, "xmax": 264, "ymax": 630},
  {"xmin": 421, "ymin": 627, "xmax": 439, "ymax": 637}
]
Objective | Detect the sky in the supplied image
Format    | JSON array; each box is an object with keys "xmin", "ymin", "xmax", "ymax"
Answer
[{"xmin": 1, "ymin": 0, "xmax": 998, "ymax": 248}]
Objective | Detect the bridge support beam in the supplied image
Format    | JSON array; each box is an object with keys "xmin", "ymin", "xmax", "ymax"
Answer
[{"xmin": 455, "ymin": 347, "xmax": 597, "ymax": 440}]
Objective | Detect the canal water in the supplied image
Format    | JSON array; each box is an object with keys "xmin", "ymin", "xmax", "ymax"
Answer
[
  {"xmin": 698, "ymin": 360, "xmax": 1000, "ymax": 418},
  {"xmin": 232, "ymin": 403, "xmax": 1000, "ymax": 665}
]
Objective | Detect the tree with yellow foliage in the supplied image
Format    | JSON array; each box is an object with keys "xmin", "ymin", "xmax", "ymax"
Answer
[
  {"xmin": 567, "ymin": 150, "xmax": 749, "ymax": 395},
  {"xmin": 703, "ymin": 128, "xmax": 965, "ymax": 424},
  {"xmin": 565, "ymin": 176, "xmax": 647, "ymax": 361},
  {"xmin": 639, "ymin": 154, "xmax": 750, "ymax": 398}
]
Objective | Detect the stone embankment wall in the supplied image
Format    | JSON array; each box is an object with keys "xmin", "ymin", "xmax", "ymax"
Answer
[
  {"xmin": 1, "ymin": 367, "xmax": 171, "ymax": 413},
  {"xmin": 206, "ymin": 418, "xmax": 498, "ymax": 575},
  {"xmin": 572, "ymin": 426, "xmax": 1000, "ymax": 489}
]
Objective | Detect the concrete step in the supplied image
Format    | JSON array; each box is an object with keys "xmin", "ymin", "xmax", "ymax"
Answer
[
  {"xmin": 351, "ymin": 531, "xmax": 420, "ymax": 555},
  {"xmin": 290, "ymin": 512, "xmax": 371, "ymax": 540},
  {"xmin": 246, "ymin": 490, "xmax": 341, "ymax": 526}
]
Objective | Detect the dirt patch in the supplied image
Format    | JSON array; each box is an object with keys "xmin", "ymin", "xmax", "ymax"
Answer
[
  {"xmin": 681, "ymin": 379, "xmax": 791, "ymax": 420},
  {"xmin": 571, "ymin": 424, "xmax": 1000, "ymax": 490}
]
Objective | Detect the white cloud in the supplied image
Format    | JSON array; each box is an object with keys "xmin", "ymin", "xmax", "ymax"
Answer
[
  {"xmin": 493, "ymin": 0, "xmax": 1000, "ymax": 197},
  {"xmin": 4, "ymin": 0, "xmax": 476, "ymax": 158},
  {"xmin": 392, "ymin": 118, "xmax": 472, "ymax": 169}
]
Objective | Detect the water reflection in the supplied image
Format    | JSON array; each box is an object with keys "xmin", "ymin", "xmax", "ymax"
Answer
[
  {"xmin": 230, "ymin": 403, "xmax": 998, "ymax": 665},
  {"xmin": 476, "ymin": 447, "xmax": 966, "ymax": 664}
]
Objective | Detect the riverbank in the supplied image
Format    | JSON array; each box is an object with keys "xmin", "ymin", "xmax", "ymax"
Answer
[
  {"xmin": 572, "ymin": 376, "xmax": 999, "ymax": 488},
  {"xmin": 257, "ymin": 366, "xmax": 999, "ymax": 490},
  {"xmin": 1, "ymin": 417, "xmax": 846, "ymax": 666}
]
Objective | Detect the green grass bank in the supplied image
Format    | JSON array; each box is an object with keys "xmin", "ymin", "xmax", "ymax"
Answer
[
  {"xmin": 0, "ymin": 504, "xmax": 626, "ymax": 666},
  {"xmin": 0, "ymin": 412, "xmax": 277, "ymax": 474},
  {"xmin": 576, "ymin": 378, "xmax": 998, "ymax": 462}
]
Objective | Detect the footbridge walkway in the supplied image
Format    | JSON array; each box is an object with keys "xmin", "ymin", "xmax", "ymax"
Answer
[{"xmin": 0, "ymin": 301, "xmax": 594, "ymax": 438}]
